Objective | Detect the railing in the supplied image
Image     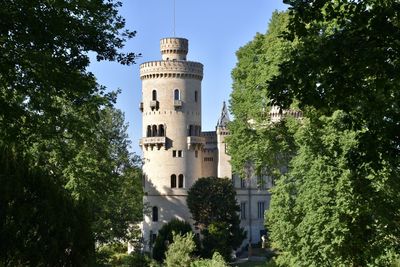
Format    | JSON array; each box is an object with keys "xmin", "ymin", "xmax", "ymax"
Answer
[
  {"xmin": 174, "ymin": 100, "xmax": 183, "ymax": 108},
  {"xmin": 140, "ymin": 136, "xmax": 166, "ymax": 148},
  {"xmin": 149, "ymin": 100, "xmax": 159, "ymax": 110}
]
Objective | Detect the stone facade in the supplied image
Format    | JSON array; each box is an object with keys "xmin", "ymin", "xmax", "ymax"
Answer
[{"xmin": 137, "ymin": 37, "xmax": 271, "ymax": 252}]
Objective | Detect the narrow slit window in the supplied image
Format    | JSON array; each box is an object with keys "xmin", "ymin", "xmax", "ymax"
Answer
[
  {"xmin": 152, "ymin": 90, "xmax": 157, "ymax": 101},
  {"xmin": 152, "ymin": 206, "xmax": 158, "ymax": 222}
]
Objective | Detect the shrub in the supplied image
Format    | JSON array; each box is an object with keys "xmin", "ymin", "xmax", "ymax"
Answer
[
  {"xmin": 164, "ymin": 232, "xmax": 196, "ymax": 267},
  {"xmin": 190, "ymin": 252, "xmax": 228, "ymax": 267},
  {"xmin": 152, "ymin": 219, "xmax": 193, "ymax": 261}
]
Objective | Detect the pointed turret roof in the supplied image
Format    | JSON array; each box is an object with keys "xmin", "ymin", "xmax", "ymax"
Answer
[{"xmin": 216, "ymin": 101, "xmax": 230, "ymax": 128}]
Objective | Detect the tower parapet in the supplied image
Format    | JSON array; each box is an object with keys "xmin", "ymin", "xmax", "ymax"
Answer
[
  {"xmin": 140, "ymin": 37, "xmax": 203, "ymax": 80},
  {"xmin": 160, "ymin": 37, "xmax": 188, "ymax": 60},
  {"xmin": 140, "ymin": 61, "xmax": 203, "ymax": 80}
]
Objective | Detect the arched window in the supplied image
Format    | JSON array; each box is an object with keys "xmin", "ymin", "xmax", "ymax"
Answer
[
  {"xmin": 147, "ymin": 125, "xmax": 152, "ymax": 137},
  {"xmin": 152, "ymin": 206, "xmax": 158, "ymax": 222},
  {"xmin": 171, "ymin": 174, "xmax": 177, "ymax": 188},
  {"xmin": 159, "ymin": 124, "xmax": 165, "ymax": 137},
  {"xmin": 194, "ymin": 91, "xmax": 198, "ymax": 102},
  {"xmin": 152, "ymin": 90, "xmax": 157, "ymax": 101},
  {"xmin": 152, "ymin": 125, "xmax": 157, "ymax": 137},
  {"xmin": 174, "ymin": 89, "xmax": 180, "ymax": 100},
  {"xmin": 178, "ymin": 174, "xmax": 184, "ymax": 188}
]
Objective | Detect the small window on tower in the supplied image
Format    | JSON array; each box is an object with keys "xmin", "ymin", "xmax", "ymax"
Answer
[
  {"xmin": 152, "ymin": 125, "xmax": 158, "ymax": 137},
  {"xmin": 178, "ymin": 174, "xmax": 184, "ymax": 188},
  {"xmin": 195, "ymin": 91, "xmax": 198, "ymax": 102},
  {"xmin": 147, "ymin": 125, "xmax": 152, "ymax": 137},
  {"xmin": 195, "ymin": 150, "xmax": 198, "ymax": 158},
  {"xmin": 152, "ymin": 90, "xmax": 157, "ymax": 101},
  {"xmin": 171, "ymin": 174, "xmax": 177, "ymax": 188},
  {"xmin": 174, "ymin": 89, "xmax": 180, "ymax": 100},
  {"xmin": 178, "ymin": 150, "xmax": 182, "ymax": 157},
  {"xmin": 159, "ymin": 124, "xmax": 165, "ymax": 137},
  {"xmin": 152, "ymin": 206, "xmax": 158, "ymax": 222},
  {"xmin": 188, "ymin": 125, "xmax": 193, "ymax": 136}
]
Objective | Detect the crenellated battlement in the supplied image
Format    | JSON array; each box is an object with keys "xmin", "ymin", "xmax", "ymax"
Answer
[
  {"xmin": 160, "ymin": 38, "xmax": 188, "ymax": 53},
  {"xmin": 140, "ymin": 60, "xmax": 203, "ymax": 80}
]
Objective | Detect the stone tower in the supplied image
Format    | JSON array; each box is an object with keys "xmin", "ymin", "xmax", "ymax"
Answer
[{"xmin": 139, "ymin": 37, "xmax": 204, "ymax": 249}]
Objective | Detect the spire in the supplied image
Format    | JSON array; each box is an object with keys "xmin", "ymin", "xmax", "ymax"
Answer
[{"xmin": 216, "ymin": 101, "xmax": 230, "ymax": 128}]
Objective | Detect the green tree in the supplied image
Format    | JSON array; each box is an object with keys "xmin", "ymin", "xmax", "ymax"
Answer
[
  {"xmin": 0, "ymin": 0, "xmax": 139, "ymax": 146},
  {"xmin": 187, "ymin": 177, "xmax": 245, "ymax": 261},
  {"xmin": 164, "ymin": 232, "xmax": 196, "ymax": 267},
  {"xmin": 191, "ymin": 252, "xmax": 228, "ymax": 267},
  {"xmin": 265, "ymin": 1, "xmax": 400, "ymax": 266},
  {"xmin": 162, "ymin": 232, "xmax": 228, "ymax": 267},
  {"xmin": 152, "ymin": 219, "xmax": 194, "ymax": 262},
  {"xmin": 228, "ymin": 11, "xmax": 296, "ymax": 178},
  {"xmin": 229, "ymin": 2, "xmax": 400, "ymax": 266},
  {"xmin": 0, "ymin": 145, "xmax": 94, "ymax": 266},
  {"xmin": 0, "ymin": 0, "xmax": 143, "ymax": 261},
  {"xmin": 268, "ymin": 110, "xmax": 400, "ymax": 266},
  {"xmin": 62, "ymin": 107, "xmax": 143, "ymax": 244}
]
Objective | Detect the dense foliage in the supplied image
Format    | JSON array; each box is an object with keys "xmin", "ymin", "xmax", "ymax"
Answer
[
  {"xmin": 187, "ymin": 177, "xmax": 245, "ymax": 261},
  {"xmin": 164, "ymin": 232, "xmax": 196, "ymax": 267},
  {"xmin": 0, "ymin": 0, "xmax": 142, "ymax": 264},
  {"xmin": 190, "ymin": 253, "xmax": 228, "ymax": 267},
  {"xmin": 0, "ymin": 146, "xmax": 94, "ymax": 266},
  {"xmin": 228, "ymin": 11, "xmax": 296, "ymax": 178},
  {"xmin": 152, "ymin": 219, "xmax": 194, "ymax": 262},
  {"xmin": 229, "ymin": 2, "xmax": 400, "ymax": 266},
  {"xmin": 163, "ymin": 232, "xmax": 228, "ymax": 267},
  {"xmin": 96, "ymin": 243, "xmax": 153, "ymax": 267}
]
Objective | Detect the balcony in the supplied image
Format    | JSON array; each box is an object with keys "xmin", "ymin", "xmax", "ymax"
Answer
[
  {"xmin": 187, "ymin": 136, "xmax": 205, "ymax": 150},
  {"xmin": 140, "ymin": 136, "xmax": 166, "ymax": 149},
  {"xmin": 149, "ymin": 100, "xmax": 159, "ymax": 110},
  {"xmin": 174, "ymin": 100, "xmax": 183, "ymax": 108}
]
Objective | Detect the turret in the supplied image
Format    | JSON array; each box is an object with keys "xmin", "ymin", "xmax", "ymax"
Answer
[
  {"xmin": 160, "ymin": 37, "xmax": 188, "ymax": 61},
  {"xmin": 216, "ymin": 101, "xmax": 232, "ymax": 178}
]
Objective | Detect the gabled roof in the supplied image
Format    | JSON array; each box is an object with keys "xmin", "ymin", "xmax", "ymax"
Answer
[{"xmin": 216, "ymin": 101, "xmax": 230, "ymax": 128}]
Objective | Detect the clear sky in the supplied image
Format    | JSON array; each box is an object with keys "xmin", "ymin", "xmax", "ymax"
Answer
[{"xmin": 89, "ymin": 1, "xmax": 288, "ymax": 155}]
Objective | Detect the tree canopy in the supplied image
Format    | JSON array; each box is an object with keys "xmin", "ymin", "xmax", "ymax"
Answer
[
  {"xmin": 187, "ymin": 177, "xmax": 245, "ymax": 261},
  {"xmin": 228, "ymin": 3, "xmax": 400, "ymax": 266},
  {"xmin": 0, "ymin": 145, "xmax": 94, "ymax": 266},
  {"xmin": 228, "ymin": 11, "xmax": 296, "ymax": 178},
  {"xmin": 0, "ymin": 0, "xmax": 142, "ymax": 263}
]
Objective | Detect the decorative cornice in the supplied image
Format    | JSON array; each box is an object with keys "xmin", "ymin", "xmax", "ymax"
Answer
[{"xmin": 140, "ymin": 60, "xmax": 203, "ymax": 80}]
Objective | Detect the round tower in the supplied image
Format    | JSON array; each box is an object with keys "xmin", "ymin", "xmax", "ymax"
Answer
[{"xmin": 139, "ymin": 37, "xmax": 204, "ymax": 250}]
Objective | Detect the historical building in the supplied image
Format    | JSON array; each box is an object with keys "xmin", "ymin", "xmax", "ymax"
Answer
[{"xmin": 137, "ymin": 37, "xmax": 272, "ymax": 252}]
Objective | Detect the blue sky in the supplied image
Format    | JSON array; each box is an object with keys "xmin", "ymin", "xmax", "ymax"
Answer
[{"xmin": 89, "ymin": 1, "xmax": 288, "ymax": 154}]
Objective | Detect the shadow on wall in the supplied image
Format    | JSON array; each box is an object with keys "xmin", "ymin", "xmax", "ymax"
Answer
[{"xmin": 143, "ymin": 171, "xmax": 193, "ymax": 223}]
